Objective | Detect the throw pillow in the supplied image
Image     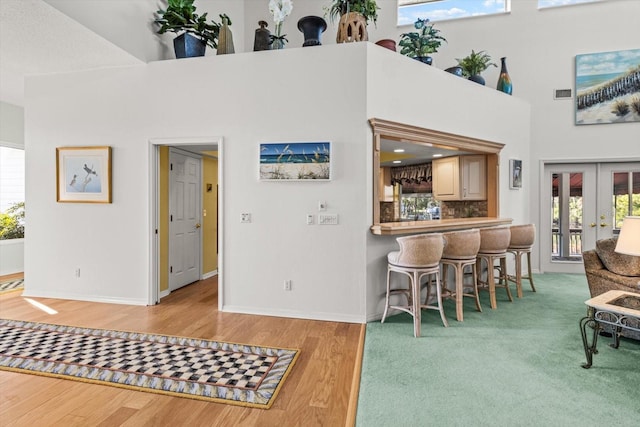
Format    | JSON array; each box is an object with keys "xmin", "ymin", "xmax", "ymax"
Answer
[{"xmin": 595, "ymin": 238, "xmax": 640, "ymax": 277}]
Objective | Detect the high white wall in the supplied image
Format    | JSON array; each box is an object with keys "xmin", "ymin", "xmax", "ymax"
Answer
[
  {"xmin": 364, "ymin": 45, "xmax": 531, "ymax": 319},
  {"xmin": 0, "ymin": 101, "xmax": 24, "ymax": 147},
  {"xmin": 23, "ymin": 42, "xmax": 529, "ymax": 322}
]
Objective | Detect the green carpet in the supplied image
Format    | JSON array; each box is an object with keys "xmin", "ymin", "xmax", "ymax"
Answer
[{"xmin": 357, "ymin": 274, "xmax": 640, "ymax": 426}]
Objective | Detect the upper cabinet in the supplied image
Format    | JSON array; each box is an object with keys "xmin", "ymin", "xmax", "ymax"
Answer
[{"xmin": 433, "ymin": 155, "xmax": 486, "ymax": 200}]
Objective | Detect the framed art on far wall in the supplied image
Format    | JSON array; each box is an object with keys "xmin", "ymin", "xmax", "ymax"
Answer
[
  {"xmin": 259, "ymin": 141, "xmax": 331, "ymax": 181},
  {"xmin": 56, "ymin": 146, "xmax": 112, "ymax": 203},
  {"xmin": 510, "ymin": 159, "xmax": 522, "ymax": 189}
]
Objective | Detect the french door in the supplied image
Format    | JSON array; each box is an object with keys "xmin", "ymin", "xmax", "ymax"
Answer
[{"xmin": 541, "ymin": 162, "xmax": 640, "ymax": 273}]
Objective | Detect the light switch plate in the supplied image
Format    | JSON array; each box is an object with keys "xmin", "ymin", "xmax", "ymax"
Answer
[{"xmin": 319, "ymin": 214, "xmax": 338, "ymax": 225}]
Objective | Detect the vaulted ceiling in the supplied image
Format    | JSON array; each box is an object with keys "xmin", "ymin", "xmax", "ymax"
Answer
[{"xmin": 0, "ymin": 0, "xmax": 143, "ymax": 106}]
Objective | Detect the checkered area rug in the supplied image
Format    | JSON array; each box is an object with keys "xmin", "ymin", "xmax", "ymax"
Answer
[
  {"xmin": 0, "ymin": 319, "xmax": 299, "ymax": 408},
  {"xmin": 0, "ymin": 279, "xmax": 23, "ymax": 294}
]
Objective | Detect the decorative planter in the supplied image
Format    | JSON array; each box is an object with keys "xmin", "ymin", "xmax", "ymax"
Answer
[
  {"xmin": 297, "ymin": 16, "xmax": 327, "ymax": 47},
  {"xmin": 445, "ymin": 66, "xmax": 463, "ymax": 76},
  {"xmin": 468, "ymin": 74, "xmax": 486, "ymax": 85},
  {"xmin": 173, "ymin": 33, "xmax": 206, "ymax": 58},
  {"xmin": 375, "ymin": 39, "xmax": 396, "ymax": 52},
  {"xmin": 414, "ymin": 56, "xmax": 433, "ymax": 65},
  {"xmin": 336, "ymin": 12, "xmax": 368, "ymax": 43}
]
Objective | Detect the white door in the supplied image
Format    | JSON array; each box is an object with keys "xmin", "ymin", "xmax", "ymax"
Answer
[
  {"xmin": 169, "ymin": 149, "xmax": 202, "ymax": 291},
  {"xmin": 541, "ymin": 163, "xmax": 597, "ymax": 273}
]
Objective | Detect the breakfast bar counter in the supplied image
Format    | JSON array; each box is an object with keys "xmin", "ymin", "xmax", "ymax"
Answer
[{"xmin": 370, "ymin": 217, "xmax": 513, "ymax": 236}]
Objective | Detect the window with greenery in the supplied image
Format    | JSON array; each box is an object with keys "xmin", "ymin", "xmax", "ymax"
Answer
[
  {"xmin": 612, "ymin": 171, "xmax": 640, "ymax": 230},
  {"xmin": 0, "ymin": 146, "xmax": 25, "ymax": 240},
  {"xmin": 538, "ymin": 0, "xmax": 601, "ymax": 9},
  {"xmin": 398, "ymin": 0, "xmax": 509, "ymax": 26}
]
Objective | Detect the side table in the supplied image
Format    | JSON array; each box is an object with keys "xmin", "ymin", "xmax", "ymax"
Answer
[{"xmin": 579, "ymin": 290, "xmax": 640, "ymax": 369}]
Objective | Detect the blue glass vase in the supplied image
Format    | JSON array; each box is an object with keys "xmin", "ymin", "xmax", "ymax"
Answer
[{"xmin": 497, "ymin": 57, "xmax": 513, "ymax": 95}]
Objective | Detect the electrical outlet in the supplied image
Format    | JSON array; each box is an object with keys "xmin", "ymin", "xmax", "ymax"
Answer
[
  {"xmin": 306, "ymin": 214, "xmax": 314, "ymax": 225},
  {"xmin": 284, "ymin": 280, "xmax": 292, "ymax": 291},
  {"xmin": 75, "ymin": 268, "xmax": 81, "ymax": 278},
  {"xmin": 241, "ymin": 213, "xmax": 251, "ymax": 223},
  {"xmin": 318, "ymin": 201, "xmax": 327, "ymax": 211}
]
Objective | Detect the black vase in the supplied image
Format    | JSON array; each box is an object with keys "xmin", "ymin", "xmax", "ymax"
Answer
[
  {"xmin": 298, "ymin": 16, "xmax": 327, "ymax": 47},
  {"xmin": 468, "ymin": 74, "xmax": 486, "ymax": 85},
  {"xmin": 445, "ymin": 66, "xmax": 463, "ymax": 76},
  {"xmin": 173, "ymin": 33, "xmax": 206, "ymax": 58},
  {"xmin": 497, "ymin": 57, "xmax": 513, "ymax": 95},
  {"xmin": 414, "ymin": 56, "xmax": 433, "ymax": 65}
]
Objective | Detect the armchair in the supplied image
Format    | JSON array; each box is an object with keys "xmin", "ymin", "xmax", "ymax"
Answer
[{"xmin": 582, "ymin": 237, "xmax": 640, "ymax": 340}]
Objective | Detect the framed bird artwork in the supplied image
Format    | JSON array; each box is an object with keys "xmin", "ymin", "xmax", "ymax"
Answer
[{"xmin": 56, "ymin": 146, "xmax": 112, "ymax": 203}]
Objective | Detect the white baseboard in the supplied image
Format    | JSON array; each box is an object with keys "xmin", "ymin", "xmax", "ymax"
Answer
[
  {"xmin": 202, "ymin": 270, "xmax": 218, "ymax": 280},
  {"xmin": 20, "ymin": 290, "xmax": 147, "ymax": 306},
  {"xmin": 222, "ymin": 304, "xmax": 365, "ymax": 324}
]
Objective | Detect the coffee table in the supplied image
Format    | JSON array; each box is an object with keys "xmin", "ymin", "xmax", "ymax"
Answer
[{"xmin": 579, "ymin": 290, "xmax": 640, "ymax": 369}]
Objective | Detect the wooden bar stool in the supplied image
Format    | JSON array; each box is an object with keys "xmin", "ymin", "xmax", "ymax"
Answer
[
  {"xmin": 382, "ymin": 233, "xmax": 446, "ymax": 337},
  {"xmin": 477, "ymin": 226, "xmax": 513, "ymax": 310},
  {"xmin": 507, "ymin": 224, "xmax": 537, "ymax": 298},
  {"xmin": 440, "ymin": 229, "xmax": 482, "ymax": 321}
]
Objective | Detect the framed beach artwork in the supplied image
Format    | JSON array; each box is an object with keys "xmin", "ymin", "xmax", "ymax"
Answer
[
  {"xmin": 56, "ymin": 146, "xmax": 112, "ymax": 203},
  {"xmin": 259, "ymin": 142, "xmax": 331, "ymax": 181},
  {"xmin": 510, "ymin": 159, "xmax": 522, "ymax": 189},
  {"xmin": 575, "ymin": 48, "xmax": 640, "ymax": 125}
]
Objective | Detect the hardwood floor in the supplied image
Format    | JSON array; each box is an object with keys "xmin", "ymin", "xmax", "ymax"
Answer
[{"xmin": 0, "ymin": 277, "xmax": 365, "ymax": 426}]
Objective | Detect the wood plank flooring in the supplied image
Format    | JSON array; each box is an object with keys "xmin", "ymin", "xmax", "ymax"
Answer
[{"xmin": 0, "ymin": 277, "xmax": 364, "ymax": 426}]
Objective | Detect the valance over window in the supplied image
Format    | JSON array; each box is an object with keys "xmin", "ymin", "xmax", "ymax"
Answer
[{"xmin": 391, "ymin": 163, "xmax": 432, "ymax": 184}]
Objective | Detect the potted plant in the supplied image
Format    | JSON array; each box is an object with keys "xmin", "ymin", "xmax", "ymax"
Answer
[
  {"xmin": 398, "ymin": 18, "xmax": 446, "ymax": 65},
  {"xmin": 155, "ymin": 0, "xmax": 222, "ymax": 58},
  {"xmin": 326, "ymin": 0, "xmax": 379, "ymax": 43},
  {"xmin": 456, "ymin": 50, "xmax": 497, "ymax": 85}
]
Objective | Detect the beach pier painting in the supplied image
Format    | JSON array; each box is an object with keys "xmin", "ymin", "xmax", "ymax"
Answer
[
  {"xmin": 260, "ymin": 142, "xmax": 331, "ymax": 181},
  {"xmin": 575, "ymin": 48, "xmax": 640, "ymax": 125}
]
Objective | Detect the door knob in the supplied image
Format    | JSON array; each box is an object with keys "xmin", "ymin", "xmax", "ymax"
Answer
[
  {"xmin": 589, "ymin": 222, "xmax": 596, "ymax": 228},
  {"xmin": 195, "ymin": 223, "xmax": 201, "ymax": 229},
  {"xmin": 600, "ymin": 223, "xmax": 608, "ymax": 228}
]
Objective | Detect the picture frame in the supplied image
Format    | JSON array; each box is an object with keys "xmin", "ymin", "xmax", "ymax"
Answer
[
  {"xmin": 510, "ymin": 159, "xmax": 522, "ymax": 189},
  {"xmin": 575, "ymin": 48, "xmax": 640, "ymax": 125},
  {"xmin": 56, "ymin": 146, "xmax": 112, "ymax": 203},
  {"xmin": 259, "ymin": 141, "xmax": 331, "ymax": 181}
]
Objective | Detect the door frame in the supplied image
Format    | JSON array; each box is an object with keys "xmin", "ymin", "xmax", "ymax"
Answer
[
  {"xmin": 149, "ymin": 137, "xmax": 224, "ymax": 308},
  {"xmin": 539, "ymin": 157, "xmax": 640, "ymax": 274}
]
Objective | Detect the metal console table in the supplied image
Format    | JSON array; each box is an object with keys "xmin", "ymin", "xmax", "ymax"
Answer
[{"xmin": 579, "ymin": 290, "xmax": 640, "ymax": 369}]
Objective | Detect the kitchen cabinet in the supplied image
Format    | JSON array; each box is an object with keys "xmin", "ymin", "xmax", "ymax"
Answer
[{"xmin": 433, "ymin": 155, "xmax": 486, "ymax": 200}]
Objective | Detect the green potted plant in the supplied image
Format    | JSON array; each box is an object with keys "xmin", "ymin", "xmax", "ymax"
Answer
[
  {"xmin": 155, "ymin": 0, "xmax": 223, "ymax": 58},
  {"xmin": 326, "ymin": 0, "xmax": 379, "ymax": 43},
  {"xmin": 456, "ymin": 50, "xmax": 497, "ymax": 85},
  {"xmin": 398, "ymin": 18, "xmax": 446, "ymax": 65}
]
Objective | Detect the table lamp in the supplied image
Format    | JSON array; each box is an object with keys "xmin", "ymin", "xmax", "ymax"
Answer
[{"xmin": 615, "ymin": 216, "xmax": 640, "ymax": 256}]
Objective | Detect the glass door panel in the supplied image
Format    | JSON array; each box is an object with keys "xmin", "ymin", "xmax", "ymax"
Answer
[{"xmin": 542, "ymin": 164, "xmax": 596, "ymax": 273}]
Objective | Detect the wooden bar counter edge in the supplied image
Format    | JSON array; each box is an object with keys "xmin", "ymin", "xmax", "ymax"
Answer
[{"xmin": 370, "ymin": 217, "xmax": 513, "ymax": 236}]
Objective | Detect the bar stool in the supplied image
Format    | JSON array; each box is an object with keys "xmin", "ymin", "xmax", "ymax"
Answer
[
  {"xmin": 477, "ymin": 226, "xmax": 513, "ymax": 310},
  {"xmin": 382, "ymin": 233, "xmax": 446, "ymax": 337},
  {"xmin": 440, "ymin": 229, "xmax": 482, "ymax": 322},
  {"xmin": 507, "ymin": 224, "xmax": 537, "ymax": 298}
]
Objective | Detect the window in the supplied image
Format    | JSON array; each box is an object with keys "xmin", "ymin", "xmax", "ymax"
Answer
[
  {"xmin": 538, "ymin": 0, "xmax": 601, "ymax": 9},
  {"xmin": 0, "ymin": 145, "xmax": 25, "ymax": 240},
  {"xmin": 612, "ymin": 171, "xmax": 640, "ymax": 230},
  {"xmin": 398, "ymin": 0, "xmax": 509, "ymax": 26}
]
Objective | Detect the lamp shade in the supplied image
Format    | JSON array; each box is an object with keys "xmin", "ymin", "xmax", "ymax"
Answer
[{"xmin": 615, "ymin": 216, "xmax": 640, "ymax": 256}]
